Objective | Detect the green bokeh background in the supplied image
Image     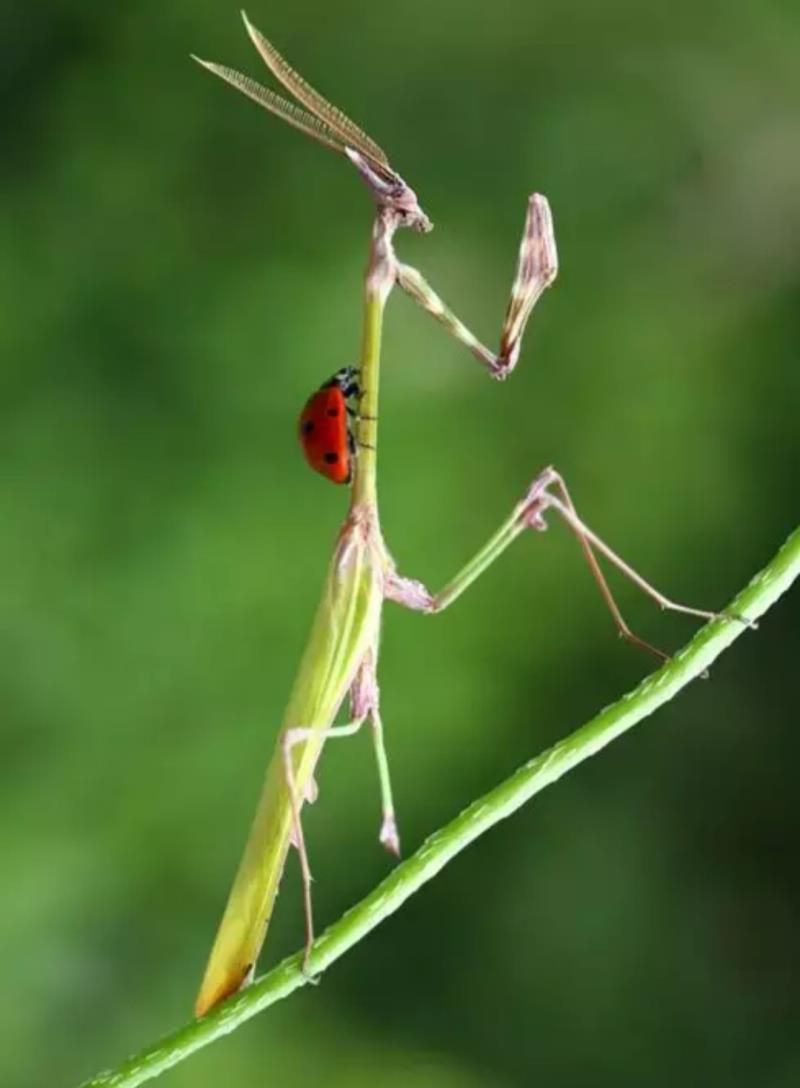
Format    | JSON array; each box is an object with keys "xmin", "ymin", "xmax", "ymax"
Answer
[{"xmin": 2, "ymin": 2, "xmax": 798, "ymax": 1085}]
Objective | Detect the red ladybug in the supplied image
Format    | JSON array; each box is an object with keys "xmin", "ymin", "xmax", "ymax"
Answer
[{"xmin": 298, "ymin": 367, "xmax": 362, "ymax": 484}]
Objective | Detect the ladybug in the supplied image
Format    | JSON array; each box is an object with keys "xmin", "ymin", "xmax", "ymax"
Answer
[{"xmin": 298, "ymin": 366, "xmax": 363, "ymax": 484}]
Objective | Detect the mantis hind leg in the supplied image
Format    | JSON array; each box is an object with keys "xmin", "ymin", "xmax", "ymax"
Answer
[{"xmin": 282, "ymin": 649, "xmax": 400, "ymax": 971}]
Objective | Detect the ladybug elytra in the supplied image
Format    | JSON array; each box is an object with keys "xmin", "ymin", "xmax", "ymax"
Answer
[{"xmin": 298, "ymin": 366, "xmax": 364, "ymax": 484}]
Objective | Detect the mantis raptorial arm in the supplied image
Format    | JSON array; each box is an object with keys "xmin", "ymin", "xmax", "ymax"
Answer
[
  {"xmin": 395, "ymin": 194, "xmax": 558, "ymax": 379},
  {"xmin": 385, "ymin": 466, "xmax": 752, "ymax": 660},
  {"xmin": 389, "ymin": 200, "xmax": 749, "ymax": 651}
]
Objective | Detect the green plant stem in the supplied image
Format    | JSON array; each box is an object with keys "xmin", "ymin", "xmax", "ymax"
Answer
[{"xmin": 79, "ymin": 526, "xmax": 800, "ymax": 1088}]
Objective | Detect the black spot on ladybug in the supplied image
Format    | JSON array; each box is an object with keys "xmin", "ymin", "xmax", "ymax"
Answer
[
  {"xmin": 326, "ymin": 407, "xmax": 339, "ymax": 418},
  {"xmin": 323, "ymin": 451, "xmax": 339, "ymax": 464},
  {"xmin": 302, "ymin": 420, "xmax": 315, "ymax": 435}
]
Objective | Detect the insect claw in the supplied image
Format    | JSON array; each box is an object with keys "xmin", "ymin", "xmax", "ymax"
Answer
[
  {"xmin": 300, "ymin": 954, "xmax": 321, "ymax": 984},
  {"xmin": 727, "ymin": 610, "xmax": 757, "ymax": 630},
  {"xmin": 379, "ymin": 813, "xmax": 401, "ymax": 857},
  {"xmin": 304, "ymin": 776, "xmax": 319, "ymax": 804},
  {"xmin": 526, "ymin": 509, "xmax": 548, "ymax": 532}
]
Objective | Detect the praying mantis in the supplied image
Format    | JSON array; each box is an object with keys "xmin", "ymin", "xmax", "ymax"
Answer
[{"xmin": 192, "ymin": 12, "xmax": 748, "ymax": 1018}]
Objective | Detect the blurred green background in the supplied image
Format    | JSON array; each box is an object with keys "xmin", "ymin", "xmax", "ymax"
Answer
[{"xmin": 2, "ymin": 1, "xmax": 798, "ymax": 1085}]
